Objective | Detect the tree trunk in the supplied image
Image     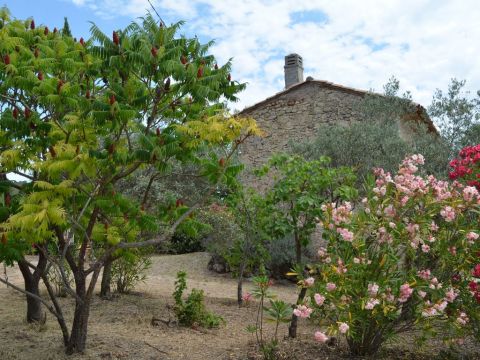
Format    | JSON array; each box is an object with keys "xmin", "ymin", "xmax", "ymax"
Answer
[
  {"xmin": 24, "ymin": 276, "xmax": 45, "ymax": 323},
  {"xmin": 288, "ymin": 287, "xmax": 307, "ymax": 338},
  {"xmin": 99, "ymin": 259, "xmax": 112, "ymax": 299},
  {"xmin": 66, "ymin": 266, "xmax": 101, "ymax": 354},
  {"xmin": 66, "ymin": 299, "xmax": 90, "ymax": 354},
  {"xmin": 17, "ymin": 253, "xmax": 47, "ymax": 323},
  {"xmin": 294, "ymin": 229, "xmax": 301, "ymax": 265},
  {"xmin": 237, "ymin": 260, "xmax": 246, "ymax": 307}
]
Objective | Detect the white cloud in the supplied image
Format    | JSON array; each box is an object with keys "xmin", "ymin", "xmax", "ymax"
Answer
[{"xmin": 68, "ymin": 0, "xmax": 480, "ymax": 111}]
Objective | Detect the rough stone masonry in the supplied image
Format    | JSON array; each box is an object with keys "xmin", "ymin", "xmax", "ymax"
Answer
[{"xmin": 238, "ymin": 53, "xmax": 434, "ymax": 190}]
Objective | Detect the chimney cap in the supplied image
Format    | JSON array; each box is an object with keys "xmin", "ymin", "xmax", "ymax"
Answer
[
  {"xmin": 284, "ymin": 53, "xmax": 304, "ymax": 88},
  {"xmin": 284, "ymin": 53, "xmax": 303, "ymax": 67}
]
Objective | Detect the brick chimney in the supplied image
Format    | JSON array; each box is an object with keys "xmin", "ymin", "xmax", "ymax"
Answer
[{"xmin": 284, "ymin": 53, "xmax": 303, "ymax": 88}]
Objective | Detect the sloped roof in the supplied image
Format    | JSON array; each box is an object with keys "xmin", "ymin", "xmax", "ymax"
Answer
[{"xmin": 239, "ymin": 79, "xmax": 438, "ymax": 133}]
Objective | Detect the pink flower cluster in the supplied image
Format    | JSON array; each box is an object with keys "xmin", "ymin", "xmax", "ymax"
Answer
[
  {"xmin": 467, "ymin": 231, "xmax": 479, "ymax": 244},
  {"xmin": 293, "ymin": 305, "xmax": 313, "ymax": 318},
  {"xmin": 398, "ymin": 283, "xmax": 413, "ymax": 303},
  {"xmin": 368, "ymin": 283, "xmax": 379, "ymax": 297},
  {"xmin": 337, "ymin": 227, "xmax": 354, "ymax": 242},
  {"xmin": 463, "ymin": 186, "xmax": 479, "ymax": 202},
  {"xmin": 365, "ymin": 298, "xmax": 380, "ymax": 310},
  {"xmin": 457, "ymin": 312, "xmax": 469, "ymax": 326},
  {"xmin": 323, "ymin": 201, "xmax": 352, "ymax": 225},
  {"xmin": 314, "ymin": 293, "xmax": 325, "ymax": 306},
  {"xmin": 338, "ymin": 322, "xmax": 349, "ymax": 334},
  {"xmin": 304, "ymin": 277, "xmax": 315, "ymax": 287},
  {"xmin": 314, "ymin": 331, "xmax": 329, "ymax": 343},
  {"xmin": 326, "ymin": 282, "xmax": 336, "ymax": 292},
  {"xmin": 440, "ymin": 206, "xmax": 456, "ymax": 222},
  {"xmin": 242, "ymin": 292, "xmax": 252, "ymax": 303}
]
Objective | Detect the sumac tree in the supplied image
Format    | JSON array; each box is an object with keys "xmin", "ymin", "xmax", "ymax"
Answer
[{"xmin": 0, "ymin": 8, "xmax": 259, "ymax": 354}]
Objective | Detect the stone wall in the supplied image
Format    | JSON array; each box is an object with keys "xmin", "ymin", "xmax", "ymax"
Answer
[{"xmin": 238, "ymin": 81, "xmax": 365, "ymax": 190}]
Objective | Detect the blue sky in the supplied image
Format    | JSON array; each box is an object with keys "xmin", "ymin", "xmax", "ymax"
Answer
[{"xmin": 3, "ymin": 0, "xmax": 480, "ymax": 111}]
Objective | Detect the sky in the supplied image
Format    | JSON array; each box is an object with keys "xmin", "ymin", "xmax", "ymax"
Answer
[{"xmin": 3, "ymin": 0, "xmax": 480, "ymax": 111}]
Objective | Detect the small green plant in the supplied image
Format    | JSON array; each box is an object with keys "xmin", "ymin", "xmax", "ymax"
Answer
[
  {"xmin": 46, "ymin": 261, "xmax": 74, "ymax": 298},
  {"xmin": 247, "ymin": 270, "xmax": 292, "ymax": 359},
  {"xmin": 173, "ymin": 271, "xmax": 224, "ymax": 328},
  {"xmin": 112, "ymin": 251, "xmax": 151, "ymax": 294}
]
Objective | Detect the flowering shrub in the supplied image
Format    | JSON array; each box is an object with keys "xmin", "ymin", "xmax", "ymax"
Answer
[
  {"xmin": 448, "ymin": 144, "xmax": 480, "ymax": 338},
  {"xmin": 449, "ymin": 144, "xmax": 480, "ymax": 189},
  {"xmin": 306, "ymin": 154, "xmax": 480, "ymax": 356}
]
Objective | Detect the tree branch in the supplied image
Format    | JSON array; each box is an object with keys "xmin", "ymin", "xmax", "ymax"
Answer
[{"xmin": 0, "ymin": 276, "xmax": 62, "ymax": 320}]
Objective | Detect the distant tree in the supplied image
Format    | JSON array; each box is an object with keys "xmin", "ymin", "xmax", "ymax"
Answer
[
  {"xmin": 428, "ymin": 78, "xmax": 480, "ymax": 153},
  {"xmin": 255, "ymin": 154, "xmax": 357, "ymax": 338},
  {"xmin": 62, "ymin": 17, "xmax": 72, "ymax": 37},
  {"xmin": 294, "ymin": 77, "xmax": 451, "ymax": 181}
]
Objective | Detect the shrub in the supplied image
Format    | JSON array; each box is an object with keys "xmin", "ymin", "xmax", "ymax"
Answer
[
  {"xmin": 302, "ymin": 154, "xmax": 480, "ymax": 356},
  {"xmin": 173, "ymin": 271, "xmax": 224, "ymax": 328},
  {"xmin": 111, "ymin": 251, "xmax": 151, "ymax": 294},
  {"xmin": 200, "ymin": 204, "xmax": 243, "ymax": 258},
  {"xmin": 46, "ymin": 260, "xmax": 74, "ymax": 298}
]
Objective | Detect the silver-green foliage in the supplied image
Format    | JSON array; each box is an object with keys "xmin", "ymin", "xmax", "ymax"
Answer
[
  {"xmin": 428, "ymin": 78, "xmax": 480, "ymax": 153},
  {"xmin": 294, "ymin": 77, "xmax": 451, "ymax": 180}
]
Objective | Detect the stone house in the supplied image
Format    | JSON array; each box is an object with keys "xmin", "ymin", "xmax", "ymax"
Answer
[{"xmin": 238, "ymin": 53, "xmax": 436, "ymax": 189}]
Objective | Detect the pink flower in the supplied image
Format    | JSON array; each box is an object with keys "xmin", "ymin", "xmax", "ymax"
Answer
[
  {"xmin": 384, "ymin": 205, "xmax": 396, "ymax": 217},
  {"xmin": 417, "ymin": 269, "xmax": 431, "ymax": 280},
  {"xmin": 445, "ymin": 288, "xmax": 458, "ymax": 303},
  {"xmin": 304, "ymin": 277, "xmax": 315, "ymax": 287},
  {"xmin": 336, "ymin": 259, "xmax": 347, "ymax": 274},
  {"xmin": 400, "ymin": 195, "xmax": 410, "ymax": 206},
  {"xmin": 398, "ymin": 283, "xmax": 413, "ymax": 303},
  {"xmin": 467, "ymin": 232, "xmax": 479, "ymax": 244},
  {"xmin": 331, "ymin": 202, "xmax": 352, "ymax": 225},
  {"xmin": 463, "ymin": 186, "xmax": 479, "ymax": 202},
  {"xmin": 314, "ymin": 331, "xmax": 329, "ymax": 343},
  {"xmin": 421, "ymin": 244, "xmax": 430, "ymax": 253},
  {"xmin": 314, "ymin": 293, "xmax": 325, "ymax": 306},
  {"xmin": 434, "ymin": 300, "xmax": 448, "ymax": 312},
  {"xmin": 365, "ymin": 298, "xmax": 380, "ymax": 310},
  {"xmin": 373, "ymin": 186, "xmax": 386, "ymax": 196},
  {"xmin": 368, "ymin": 283, "xmax": 379, "ymax": 297},
  {"xmin": 406, "ymin": 223, "xmax": 419, "ymax": 235},
  {"xmin": 457, "ymin": 312, "xmax": 469, "ymax": 326},
  {"xmin": 293, "ymin": 305, "xmax": 313, "ymax": 318},
  {"xmin": 429, "ymin": 277, "xmax": 442, "ymax": 289},
  {"xmin": 337, "ymin": 227, "xmax": 354, "ymax": 242},
  {"xmin": 242, "ymin": 292, "xmax": 252, "ymax": 303},
  {"xmin": 430, "ymin": 221, "xmax": 439, "ymax": 231},
  {"xmin": 440, "ymin": 206, "xmax": 456, "ymax": 222},
  {"xmin": 338, "ymin": 322, "xmax": 349, "ymax": 334},
  {"xmin": 326, "ymin": 283, "xmax": 336, "ymax": 292},
  {"xmin": 317, "ymin": 247, "xmax": 327, "ymax": 258},
  {"xmin": 418, "ymin": 290, "xmax": 427, "ymax": 298}
]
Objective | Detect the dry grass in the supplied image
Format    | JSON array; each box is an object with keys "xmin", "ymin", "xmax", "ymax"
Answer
[{"xmin": 0, "ymin": 253, "xmax": 479, "ymax": 359}]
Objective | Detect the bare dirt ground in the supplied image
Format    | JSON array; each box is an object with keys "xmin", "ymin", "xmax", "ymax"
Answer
[{"xmin": 0, "ymin": 252, "xmax": 479, "ymax": 360}]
